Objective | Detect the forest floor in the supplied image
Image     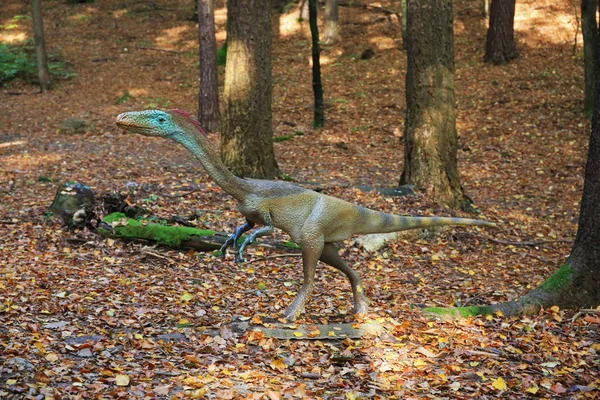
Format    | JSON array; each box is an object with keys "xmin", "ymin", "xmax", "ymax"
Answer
[{"xmin": 1, "ymin": 0, "xmax": 598, "ymax": 398}]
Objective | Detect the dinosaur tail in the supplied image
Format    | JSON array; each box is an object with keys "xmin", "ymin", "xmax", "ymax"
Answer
[{"xmin": 355, "ymin": 207, "xmax": 496, "ymax": 235}]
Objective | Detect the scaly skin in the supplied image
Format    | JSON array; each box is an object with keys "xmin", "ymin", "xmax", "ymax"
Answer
[{"xmin": 116, "ymin": 109, "xmax": 496, "ymax": 321}]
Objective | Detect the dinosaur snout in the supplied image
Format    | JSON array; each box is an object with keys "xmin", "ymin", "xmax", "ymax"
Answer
[{"xmin": 115, "ymin": 113, "xmax": 131, "ymax": 128}]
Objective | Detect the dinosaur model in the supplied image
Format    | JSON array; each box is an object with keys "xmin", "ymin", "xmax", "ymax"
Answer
[{"xmin": 116, "ymin": 109, "xmax": 496, "ymax": 321}]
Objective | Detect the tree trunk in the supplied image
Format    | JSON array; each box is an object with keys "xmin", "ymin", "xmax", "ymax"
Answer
[
  {"xmin": 400, "ymin": 0, "xmax": 467, "ymax": 210},
  {"xmin": 582, "ymin": 0, "xmax": 599, "ymax": 119},
  {"xmin": 309, "ymin": 0, "xmax": 324, "ymax": 127},
  {"xmin": 198, "ymin": 0, "xmax": 220, "ymax": 132},
  {"xmin": 221, "ymin": 0, "xmax": 280, "ymax": 179},
  {"xmin": 484, "ymin": 0, "xmax": 517, "ymax": 64},
  {"xmin": 298, "ymin": 0, "xmax": 309, "ymax": 20},
  {"xmin": 425, "ymin": 38, "xmax": 600, "ymax": 319},
  {"xmin": 31, "ymin": 0, "xmax": 50, "ymax": 92},
  {"xmin": 400, "ymin": 0, "xmax": 407, "ymax": 49},
  {"xmin": 322, "ymin": 0, "xmax": 340, "ymax": 45}
]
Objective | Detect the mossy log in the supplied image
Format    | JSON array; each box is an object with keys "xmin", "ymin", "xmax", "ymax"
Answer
[{"xmin": 98, "ymin": 212, "xmax": 301, "ymax": 254}]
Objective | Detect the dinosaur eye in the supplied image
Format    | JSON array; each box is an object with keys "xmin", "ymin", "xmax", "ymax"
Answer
[{"xmin": 158, "ymin": 117, "xmax": 166, "ymax": 123}]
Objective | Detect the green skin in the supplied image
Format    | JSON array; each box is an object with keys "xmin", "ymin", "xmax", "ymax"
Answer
[{"xmin": 116, "ymin": 109, "xmax": 496, "ymax": 321}]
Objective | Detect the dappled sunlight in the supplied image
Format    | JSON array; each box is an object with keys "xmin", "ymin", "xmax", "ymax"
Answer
[
  {"xmin": 155, "ymin": 25, "xmax": 195, "ymax": 50},
  {"xmin": 368, "ymin": 35, "xmax": 397, "ymax": 51},
  {"xmin": 123, "ymin": 88, "xmax": 150, "ymax": 97},
  {"xmin": 2, "ymin": 152, "xmax": 63, "ymax": 172},
  {"xmin": 454, "ymin": 19, "xmax": 467, "ymax": 36},
  {"xmin": 0, "ymin": 31, "xmax": 27, "ymax": 44},
  {"xmin": 278, "ymin": 11, "xmax": 308, "ymax": 38},
  {"xmin": 214, "ymin": 6, "xmax": 227, "ymax": 25},
  {"xmin": 515, "ymin": 0, "xmax": 579, "ymax": 46},
  {"xmin": 308, "ymin": 54, "xmax": 337, "ymax": 66},
  {"xmin": 215, "ymin": 30, "xmax": 226, "ymax": 42},
  {"xmin": 223, "ymin": 40, "xmax": 251, "ymax": 98},
  {"xmin": 112, "ymin": 9, "xmax": 128, "ymax": 18}
]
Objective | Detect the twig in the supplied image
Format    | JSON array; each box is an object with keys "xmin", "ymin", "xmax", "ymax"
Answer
[
  {"xmin": 571, "ymin": 308, "xmax": 600, "ymax": 322},
  {"xmin": 243, "ymin": 253, "xmax": 303, "ymax": 264},
  {"xmin": 135, "ymin": 46, "xmax": 182, "ymax": 54},
  {"xmin": 484, "ymin": 237, "xmax": 572, "ymax": 247},
  {"xmin": 141, "ymin": 249, "xmax": 179, "ymax": 264},
  {"xmin": 466, "ymin": 349, "xmax": 501, "ymax": 358},
  {"xmin": 161, "ymin": 188, "xmax": 197, "ymax": 198}
]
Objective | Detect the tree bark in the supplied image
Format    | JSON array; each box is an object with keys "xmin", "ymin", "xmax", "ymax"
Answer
[
  {"xmin": 309, "ymin": 0, "xmax": 324, "ymax": 127},
  {"xmin": 484, "ymin": 0, "xmax": 517, "ymax": 65},
  {"xmin": 221, "ymin": 0, "xmax": 280, "ymax": 179},
  {"xmin": 425, "ymin": 38, "xmax": 600, "ymax": 318},
  {"xmin": 322, "ymin": 0, "xmax": 340, "ymax": 45},
  {"xmin": 400, "ymin": 0, "xmax": 467, "ymax": 209},
  {"xmin": 400, "ymin": 0, "xmax": 407, "ymax": 49},
  {"xmin": 197, "ymin": 0, "xmax": 221, "ymax": 132},
  {"xmin": 582, "ymin": 0, "xmax": 599, "ymax": 119},
  {"xmin": 31, "ymin": 0, "xmax": 50, "ymax": 92}
]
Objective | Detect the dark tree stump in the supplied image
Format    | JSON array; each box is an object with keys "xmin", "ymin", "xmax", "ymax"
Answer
[{"xmin": 49, "ymin": 182, "xmax": 95, "ymax": 228}]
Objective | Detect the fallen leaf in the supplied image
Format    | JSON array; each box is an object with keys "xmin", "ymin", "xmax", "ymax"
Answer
[
  {"xmin": 181, "ymin": 292, "xmax": 193, "ymax": 302},
  {"xmin": 115, "ymin": 374, "xmax": 130, "ymax": 386},
  {"xmin": 492, "ymin": 377, "xmax": 507, "ymax": 391}
]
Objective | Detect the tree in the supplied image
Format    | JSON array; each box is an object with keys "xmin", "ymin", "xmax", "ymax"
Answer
[
  {"xmin": 582, "ymin": 0, "xmax": 599, "ymax": 119},
  {"xmin": 401, "ymin": 0, "xmax": 467, "ymax": 209},
  {"xmin": 197, "ymin": 0, "xmax": 220, "ymax": 132},
  {"xmin": 31, "ymin": 0, "xmax": 50, "ymax": 92},
  {"xmin": 401, "ymin": 0, "xmax": 407, "ymax": 49},
  {"xmin": 221, "ymin": 0, "xmax": 279, "ymax": 179},
  {"xmin": 322, "ymin": 0, "xmax": 340, "ymax": 45},
  {"xmin": 309, "ymin": 0, "xmax": 324, "ymax": 127},
  {"xmin": 427, "ymin": 36, "xmax": 600, "ymax": 319},
  {"xmin": 484, "ymin": 0, "xmax": 517, "ymax": 64}
]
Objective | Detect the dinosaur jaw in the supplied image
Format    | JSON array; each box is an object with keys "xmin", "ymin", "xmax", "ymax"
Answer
[{"xmin": 116, "ymin": 112, "xmax": 162, "ymax": 137}]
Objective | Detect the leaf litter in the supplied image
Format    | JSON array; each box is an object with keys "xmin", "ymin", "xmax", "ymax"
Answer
[{"xmin": 0, "ymin": 0, "xmax": 598, "ymax": 398}]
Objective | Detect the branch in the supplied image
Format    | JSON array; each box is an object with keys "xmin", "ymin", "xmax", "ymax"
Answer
[{"xmin": 483, "ymin": 237, "xmax": 573, "ymax": 247}]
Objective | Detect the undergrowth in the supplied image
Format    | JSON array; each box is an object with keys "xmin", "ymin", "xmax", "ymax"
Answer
[{"xmin": 0, "ymin": 41, "xmax": 76, "ymax": 86}]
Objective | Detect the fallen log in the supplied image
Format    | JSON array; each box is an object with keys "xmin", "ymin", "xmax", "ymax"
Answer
[{"xmin": 98, "ymin": 212, "xmax": 301, "ymax": 254}]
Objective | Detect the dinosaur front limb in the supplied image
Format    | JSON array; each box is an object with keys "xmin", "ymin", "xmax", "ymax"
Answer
[
  {"xmin": 235, "ymin": 215, "xmax": 274, "ymax": 263},
  {"xmin": 220, "ymin": 220, "xmax": 255, "ymax": 256},
  {"xmin": 283, "ymin": 237, "xmax": 324, "ymax": 321},
  {"xmin": 320, "ymin": 243, "xmax": 369, "ymax": 315}
]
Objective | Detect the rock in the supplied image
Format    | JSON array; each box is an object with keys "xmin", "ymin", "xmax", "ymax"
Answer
[
  {"xmin": 156, "ymin": 333, "xmax": 188, "ymax": 343},
  {"xmin": 64, "ymin": 335, "xmax": 106, "ymax": 345},
  {"xmin": 58, "ymin": 118, "xmax": 91, "ymax": 134}
]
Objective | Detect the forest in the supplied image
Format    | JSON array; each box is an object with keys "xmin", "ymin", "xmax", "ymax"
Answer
[{"xmin": 1, "ymin": 0, "xmax": 599, "ymax": 398}]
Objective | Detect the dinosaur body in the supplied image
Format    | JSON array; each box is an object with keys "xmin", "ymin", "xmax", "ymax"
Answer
[{"xmin": 116, "ymin": 109, "xmax": 496, "ymax": 321}]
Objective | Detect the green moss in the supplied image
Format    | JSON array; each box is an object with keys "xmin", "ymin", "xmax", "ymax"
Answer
[
  {"xmin": 281, "ymin": 240, "xmax": 301, "ymax": 249},
  {"xmin": 539, "ymin": 264, "xmax": 575, "ymax": 292},
  {"xmin": 423, "ymin": 305, "xmax": 494, "ymax": 318},
  {"xmin": 100, "ymin": 212, "xmax": 216, "ymax": 247}
]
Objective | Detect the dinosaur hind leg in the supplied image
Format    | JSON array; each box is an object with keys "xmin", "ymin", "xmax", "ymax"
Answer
[
  {"xmin": 320, "ymin": 243, "xmax": 369, "ymax": 315},
  {"xmin": 283, "ymin": 236, "xmax": 323, "ymax": 322}
]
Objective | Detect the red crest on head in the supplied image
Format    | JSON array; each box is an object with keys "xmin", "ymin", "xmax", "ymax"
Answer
[{"xmin": 170, "ymin": 109, "xmax": 207, "ymax": 136}]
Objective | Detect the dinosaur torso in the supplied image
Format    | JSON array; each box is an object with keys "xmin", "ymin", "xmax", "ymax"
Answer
[{"xmin": 116, "ymin": 109, "xmax": 496, "ymax": 321}]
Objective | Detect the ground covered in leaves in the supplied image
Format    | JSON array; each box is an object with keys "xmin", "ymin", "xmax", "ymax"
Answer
[{"xmin": 1, "ymin": 0, "xmax": 599, "ymax": 398}]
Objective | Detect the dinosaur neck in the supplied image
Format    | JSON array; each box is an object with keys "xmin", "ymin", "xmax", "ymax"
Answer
[{"xmin": 177, "ymin": 132, "xmax": 252, "ymax": 202}]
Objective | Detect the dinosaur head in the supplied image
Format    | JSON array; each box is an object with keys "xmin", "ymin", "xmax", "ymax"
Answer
[{"xmin": 116, "ymin": 109, "xmax": 206, "ymax": 140}]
